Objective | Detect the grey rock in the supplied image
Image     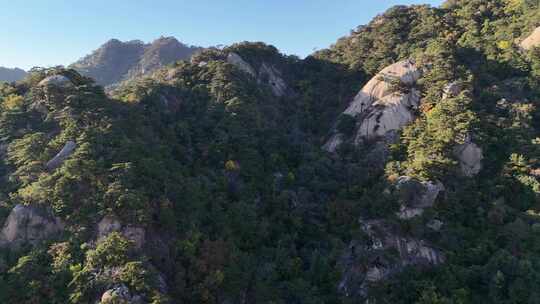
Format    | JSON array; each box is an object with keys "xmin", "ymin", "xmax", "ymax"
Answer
[
  {"xmin": 339, "ymin": 219, "xmax": 444, "ymax": 298},
  {"xmin": 343, "ymin": 59, "xmax": 421, "ymax": 117},
  {"xmin": 227, "ymin": 52, "xmax": 288, "ymax": 97},
  {"xmin": 325, "ymin": 59, "xmax": 422, "ymax": 152},
  {"xmin": 427, "ymin": 219, "xmax": 444, "ymax": 231},
  {"xmin": 227, "ymin": 52, "xmax": 256, "ymax": 77},
  {"xmin": 453, "ymin": 135, "xmax": 483, "ymax": 177},
  {"xmin": 258, "ymin": 62, "xmax": 288, "ymax": 97},
  {"xmin": 443, "ymin": 81, "xmax": 462, "ymax": 99},
  {"xmin": 28, "ymin": 100, "xmax": 49, "ymax": 116},
  {"xmin": 322, "ymin": 133, "xmax": 344, "ymax": 153},
  {"xmin": 355, "ymin": 89, "xmax": 421, "ymax": 141},
  {"xmin": 97, "ymin": 215, "xmax": 146, "ymax": 250},
  {"xmin": 394, "ymin": 176, "xmax": 444, "ymax": 219},
  {"xmin": 46, "ymin": 141, "xmax": 77, "ymax": 170},
  {"xmin": 38, "ymin": 75, "xmax": 73, "ymax": 88},
  {"xmin": 100, "ymin": 284, "xmax": 144, "ymax": 304},
  {"xmin": 0, "ymin": 204, "xmax": 64, "ymax": 247}
]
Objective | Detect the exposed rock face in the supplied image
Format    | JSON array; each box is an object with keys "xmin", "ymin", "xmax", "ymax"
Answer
[
  {"xmin": 97, "ymin": 216, "xmax": 145, "ymax": 249},
  {"xmin": 453, "ymin": 135, "xmax": 483, "ymax": 177},
  {"xmin": 338, "ymin": 176, "xmax": 445, "ymax": 297},
  {"xmin": 46, "ymin": 141, "xmax": 77, "ymax": 170},
  {"xmin": 0, "ymin": 204, "xmax": 64, "ymax": 247},
  {"xmin": 339, "ymin": 219, "xmax": 444, "ymax": 297},
  {"xmin": 100, "ymin": 284, "xmax": 144, "ymax": 304},
  {"xmin": 394, "ymin": 176, "xmax": 445, "ymax": 220},
  {"xmin": 259, "ymin": 62, "xmax": 288, "ymax": 97},
  {"xmin": 227, "ymin": 52, "xmax": 256, "ymax": 77},
  {"xmin": 227, "ymin": 52, "xmax": 288, "ymax": 97},
  {"xmin": 443, "ymin": 81, "xmax": 462, "ymax": 99},
  {"xmin": 343, "ymin": 59, "xmax": 421, "ymax": 116},
  {"xmin": 427, "ymin": 219, "xmax": 444, "ymax": 231},
  {"xmin": 356, "ymin": 90, "xmax": 421, "ymax": 140},
  {"xmin": 325, "ymin": 59, "xmax": 422, "ymax": 152},
  {"xmin": 29, "ymin": 100, "xmax": 49, "ymax": 116},
  {"xmin": 520, "ymin": 27, "xmax": 540, "ymax": 50},
  {"xmin": 130, "ymin": 37, "xmax": 200, "ymax": 79},
  {"xmin": 322, "ymin": 133, "xmax": 344, "ymax": 153},
  {"xmin": 38, "ymin": 75, "xmax": 74, "ymax": 88}
]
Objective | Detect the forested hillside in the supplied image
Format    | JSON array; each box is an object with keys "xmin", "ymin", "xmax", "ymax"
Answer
[{"xmin": 0, "ymin": 0, "xmax": 539, "ymax": 303}]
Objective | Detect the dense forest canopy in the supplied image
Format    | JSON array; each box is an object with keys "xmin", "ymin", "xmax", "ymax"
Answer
[{"xmin": 0, "ymin": 0, "xmax": 539, "ymax": 303}]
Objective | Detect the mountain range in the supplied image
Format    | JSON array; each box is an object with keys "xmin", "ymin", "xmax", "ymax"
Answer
[
  {"xmin": 0, "ymin": 67, "xmax": 26, "ymax": 82},
  {"xmin": 70, "ymin": 36, "xmax": 202, "ymax": 88},
  {"xmin": 1, "ymin": 36, "xmax": 201, "ymax": 86}
]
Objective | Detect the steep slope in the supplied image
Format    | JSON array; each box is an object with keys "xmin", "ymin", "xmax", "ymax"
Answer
[
  {"xmin": 70, "ymin": 37, "xmax": 202, "ymax": 88},
  {"xmin": 0, "ymin": 67, "xmax": 26, "ymax": 82}
]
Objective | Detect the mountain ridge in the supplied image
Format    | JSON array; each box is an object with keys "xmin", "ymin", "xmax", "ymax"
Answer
[
  {"xmin": 70, "ymin": 36, "xmax": 202, "ymax": 88},
  {"xmin": 0, "ymin": 67, "xmax": 26, "ymax": 82}
]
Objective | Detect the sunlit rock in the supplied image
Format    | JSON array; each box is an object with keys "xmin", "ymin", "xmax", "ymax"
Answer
[
  {"xmin": 453, "ymin": 135, "xmax": 483, "ymax": 177},
  {"xmin": 521, "ymin": 27, "xmax": 540, "ymax": 50},
  {"xmin": 46, "ymin": 141, "xmax": 77, "ymax": 170},
  {"xmin": 325, "ymin": 59, "xmax": 422, "ymax": 152},
  {"xmin": 0, "ymin": 204, "xmax": 64, "ymax": 247}
]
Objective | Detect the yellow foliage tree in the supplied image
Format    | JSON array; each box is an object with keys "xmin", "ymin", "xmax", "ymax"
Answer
[{"xmin": 3, "ymin": 94, "xmax": 23, "ymax": 109}]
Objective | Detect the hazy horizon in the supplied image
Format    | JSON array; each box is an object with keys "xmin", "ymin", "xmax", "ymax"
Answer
[{"xmin": 1, "ymin": 0, "xmax": 443, "ymax": 70}]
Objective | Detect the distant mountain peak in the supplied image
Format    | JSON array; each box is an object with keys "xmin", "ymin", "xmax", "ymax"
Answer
[
  {"xmin": 70, "ymin": 37, "xmax": 202, "ymax": 87},
  {"xmin": 0, "ymin": 67, "xmax": 27, "ymax": 82}
]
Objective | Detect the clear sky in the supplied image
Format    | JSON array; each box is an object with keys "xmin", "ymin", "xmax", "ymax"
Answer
[{"xmin": 1, "ymin": 0, "xmax": 443, "ymax": 70}]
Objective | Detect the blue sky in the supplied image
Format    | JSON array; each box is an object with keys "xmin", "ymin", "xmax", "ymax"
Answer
[{"xmin": 1, "ymin": 0, "xmax": 443, "ymax": 70}]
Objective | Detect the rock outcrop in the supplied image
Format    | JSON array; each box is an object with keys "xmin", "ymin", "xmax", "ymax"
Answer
[
  {"xmin": 38, "ymin": 75, "xmax": 74, "ymax": 88},
  {"xmin": 520, "ymin": 27, "xmax": 540, "ymax": 50},
  {"xmin": 339, "ymin": 219, "xmax": 444, "ymax": 297},
  {"xmin": 259, "ymin": 62, "xmax": 288, "ymax": 97},
  {"xmin": 394, "ymin": 176, "xmax": 444, "ymax": 220},
  {"xmin": 453, "ymin": 135, "xmax": 483, "ymax": 177},
  {"xmin": 97, "ymin": 216, "xmax": 145, "ymax": 250},
  {"xmin": 227, "ymin": 52, "xmax": 256, "ymax": 77},
  {"xmin": 325, "ymin": 59, "xmax": 422, "ymax": 152},
  {"xmin": 338, "ymin": 174, "xmax": 446, "ymax": 297},
  {"xmin": 427, "ymin": 219, "xmax": 444, "ymax": 231},
  {"xmin": 440, "ymin": 82, "xmax": 484, "ymax": 177},
  {"xmin": 100, "ymin": 284, "xmax": 144, "ymax": 304},
  {"xmin": 343, "ymin": 59, "xmax": 421, "ymax": 116},
  {"xmin": 322, "ymin": 133, "xmax": 345, "ymax": 153},
  {"xmin": 443, "ymin": 81, "xmax": 463, "ymax": 99},
  {"xmin": 227, "ymin": 52, "xmax": 288, "ymax": 97},
  {"xmin": 46, "ymin": 141, "xmax": 77, "ymax": 170},
  {"xmin": 356, "ymin": 90, "xmax": 421, "ymax": 140},
  {"xmin": 0, "ymin": 204, "xmax": 64, "ymax": 247}
]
